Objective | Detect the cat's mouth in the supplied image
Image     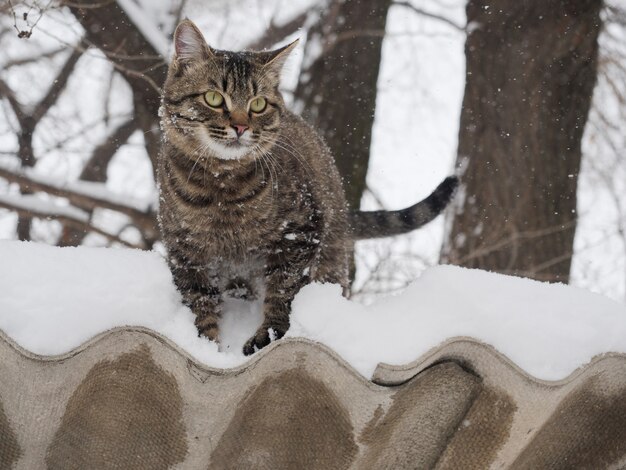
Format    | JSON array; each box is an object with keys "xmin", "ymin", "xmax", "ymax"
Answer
[
  {"xmin": 201, "ymin": 133, "xmax": 254, "ymax": 161},
  {"xmin": 225, "ymin": 139, "xmax": 245, "ymax": 148}
]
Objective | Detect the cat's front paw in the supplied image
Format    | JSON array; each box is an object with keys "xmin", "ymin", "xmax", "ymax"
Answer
[
  {"xmin": 195, "ymin": 315, "xmax": 219, "ymax": 343},
  {"xmin": 242, "ymin": 325, "xmax": 286, "ymax": 355}
]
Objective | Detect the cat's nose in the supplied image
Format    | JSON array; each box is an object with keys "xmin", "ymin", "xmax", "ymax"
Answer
[{"xmin": 232, "ymin": 124, "xmax": 249, "ymax": 137}]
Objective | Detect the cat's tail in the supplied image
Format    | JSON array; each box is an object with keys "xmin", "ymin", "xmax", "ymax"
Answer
[{"xmin": 349, "ymin": 176, "xmax": 459, "ymax": 240}]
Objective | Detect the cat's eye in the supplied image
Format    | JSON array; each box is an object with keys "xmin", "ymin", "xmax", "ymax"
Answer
[
  {"xmin": 205, "ymin": 91, "xmax": 224, "ymax": 108},
  {"xmin": 250, "ymin": 97, "xmax": 267, "ymax": 113}
]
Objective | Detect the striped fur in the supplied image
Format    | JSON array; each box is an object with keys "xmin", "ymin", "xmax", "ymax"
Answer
[
  {"xmin": 350, "ymin": 176, "xmax": 458, "ymax": 239},
  {"xmin": 158, "ymin": 20, "xmax": 456, "ymax": 354}
]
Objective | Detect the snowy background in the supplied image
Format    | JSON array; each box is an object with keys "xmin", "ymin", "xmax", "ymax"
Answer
[
  {"xmin": 0, "ymin": 0, "xmax": 624, "ymax": 302},
  {"xmin": 0, "ymin": 1, "xmax": 625, "ymax": 378}
]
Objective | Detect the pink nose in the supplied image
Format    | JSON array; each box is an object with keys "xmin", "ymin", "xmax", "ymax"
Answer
[{"xmin": 232, "ymin": 124, "xmax": 249, "ymax": 137}]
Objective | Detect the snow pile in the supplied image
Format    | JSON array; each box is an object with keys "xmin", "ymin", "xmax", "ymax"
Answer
[
  {"xmin": 1, "ymin": 240, "xmax": 625, "ymax": 380},
  {"xmin": 290, "ymin": 269, "xmax": 626, "ymax": 378}
]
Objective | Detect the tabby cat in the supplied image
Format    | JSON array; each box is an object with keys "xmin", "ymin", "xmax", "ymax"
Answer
[{"xmin": 158, "ymin": 20, "xmax": 458, "ymax": 355}]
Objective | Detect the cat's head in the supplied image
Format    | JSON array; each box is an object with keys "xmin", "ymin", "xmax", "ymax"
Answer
[{"xmin": 161, "ymin": 19, "xmax": 298, "ymax": 162}]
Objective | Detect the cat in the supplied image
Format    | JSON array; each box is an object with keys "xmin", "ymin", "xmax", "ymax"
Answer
[{"xmin": 158, "ymin": 19, "xmax": 458, "ymax": 355}]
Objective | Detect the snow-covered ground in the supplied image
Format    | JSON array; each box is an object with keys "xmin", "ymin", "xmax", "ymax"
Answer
[{"xmin": 1, "ymin": 240, "xmax": 624, "ymax": 380}]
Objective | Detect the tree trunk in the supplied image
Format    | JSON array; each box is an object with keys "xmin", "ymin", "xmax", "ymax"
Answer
[
  {"xmin": 62, "ymin": 0, "xmax": 168, "ymax": 247},
  {"xmin": 294, "ymin": 0, "xmax": 393, "ymax": 209},
  {"xmin": 66, "ymin": 0, "xmax": 166, "ymax": 174},
  {"xmin": 442, "ymin": 0, "xmax": 603, "ymax": 283},
  {"xmin": 16, "ymin": 119, "xmax": 35, "ymax": 241}
]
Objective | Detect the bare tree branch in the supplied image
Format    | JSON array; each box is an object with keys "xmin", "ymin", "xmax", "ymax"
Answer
[
  {"xmin": 0, "ymin": 39, "xmax": 86, "ymax": 163},
  {"xmin": 32, "ymin": 41, "xmax": 86, "ymax": 122},
  {"xmin": 392, "ymin": 1, "xmax": 466, "ymax": 31},
  {"xmin": 59, "ymin": 116, "xmax": 140, "ymax": 246},
  {"xmin": 0, "ymin": 200, "xmax": 139, "ymax": 248},
  {"xmin": 2, "ymin": 45, "xmax": 67, "ymax": 69},
  {"xmin": 63, "ymin": 0, "xmax": 168, "ymax": 174},
  {"xmin": 0, "ymin": 166, "xmax": 158, "ymax": 239},
  {"xmin": 2, "ymin": 2, "xmax": 164, "ymax": 245},
  {"xmin": 0, "ymin": 78, "xmax": 27, "ymax": 124},
  {"xmin": 6, "ymin": 0, "xmax": 56, "ymax": 39},
  {"xmin": 80, "ymin": 118, "xmax": 138, "ymax": 182},
  {"xmin": 453, "ymin": 220, "xmax": 578, "ymax": 267},
  {"xmin": 605, "ymin": 4, "xmax": 626, "ymax": 26},
  {"xmin": 246, "ymin": 9, "xmax": 310, "ymax": 50},
  {"xmin": 0, "ymin": 36, "xmax": 87, "ymax": 240}
]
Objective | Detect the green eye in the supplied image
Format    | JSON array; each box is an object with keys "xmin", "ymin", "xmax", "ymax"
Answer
[
  {"xmin": 204, "ymin": 91, "xmax": 224, "ymax": 108},
  {"xmin": 250, "ymin": 97, "xmax": 267, "ymax": 113}
]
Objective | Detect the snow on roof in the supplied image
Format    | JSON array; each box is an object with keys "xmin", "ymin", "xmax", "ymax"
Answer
[{"xmin": 0, "ymin": 240, "xmax": 624, "ymax": 380}]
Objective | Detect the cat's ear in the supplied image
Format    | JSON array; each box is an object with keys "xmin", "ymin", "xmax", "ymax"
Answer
[
  {"xmin": 259, "ymin": 39, "xmax": 299, "ymax": 72},
  {"xmin": 173, "ymin": 19, "xmax": 212, "ymax": 62}
]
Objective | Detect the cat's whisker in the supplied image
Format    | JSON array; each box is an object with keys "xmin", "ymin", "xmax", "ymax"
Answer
[
  {"xmin": 277, "ymin": 133, "xmax": 312, "ymax": 165},
  {"xmin": 258, "ymin": 153, "xmax": 275, "ymax": 201},
  {"xmin": 253, "ymin": 144, "xmax": 268, "ymax": 173},
  {"xmin": 143, "ymin": 126, "xmax": 161, "ymax": 135},
  {"xmin": 265, "ymin": 153, "xmax": 281, "ymax": 198},
  {"xmin": 252, "ymin": 145, "xmax": 260, "ymax": 180},
  {"xmin": 186, "ymin": 155, "xmax": 202, "ymax": 184},
  {"xmin": 254, "ymin": 145, "xmax": 272, "ymax": 195},
  {"xmin": 274, "ymin": 140, "xmax": 309, "ymax": 170},
  {"xmin": 185, "ymin": 140, "xmax": 212, "ymax": 183},
  {"xmin": 199, "ymin": 142, "xmax": 212, "ymax": 185},
  {"xmin": 259, "ymin": 144, "xmax": 283, "ymax": 171},
  {"xmin": 254, "ymin": 145, "xmax": 280, "ymax": 201},
  {"xmin": 258, "ymin": 135, "xmax": 312, "ymax": 175},
  {"xmin": 254, "ymin": 145, "xmax": 267, "ymax": 184},
  {"xmin": 263, "ymin": 153, "xmax": 278, "ymax": 200}
]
